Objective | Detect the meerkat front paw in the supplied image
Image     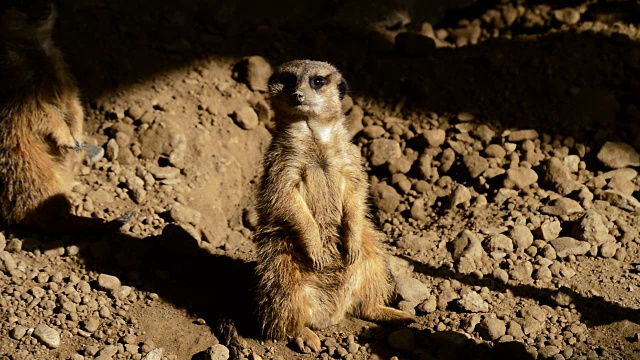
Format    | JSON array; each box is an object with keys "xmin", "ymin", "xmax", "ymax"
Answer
[
  {"xmin": 307, "ymin": 246, "xmax": 328, "ymax": 270},
  {"xmin": 72, "ymin": 139, "xmax": 84, "ymax": 152},
  {"xmin": 343, "ymin": 240, "xmax": 360, "ymax": 265}
]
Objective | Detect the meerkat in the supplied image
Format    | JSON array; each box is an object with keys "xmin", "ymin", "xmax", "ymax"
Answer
[
  {"xmin": 254, "ymin": 60, "xmax": 415, "ymax": 352},
  {"xmin": 0, "ymin": 1, "xmax": 132, "ymax": 234}
]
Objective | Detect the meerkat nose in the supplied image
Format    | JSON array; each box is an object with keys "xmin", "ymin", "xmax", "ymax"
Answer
[{"xmin": 293, "ymin": 91, "xmax": 305, "ymax": 103}]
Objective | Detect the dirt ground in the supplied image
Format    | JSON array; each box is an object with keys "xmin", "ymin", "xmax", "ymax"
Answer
[{"xmin": 2, "ymin": 0, "xmax": 640, "ymax": 359}]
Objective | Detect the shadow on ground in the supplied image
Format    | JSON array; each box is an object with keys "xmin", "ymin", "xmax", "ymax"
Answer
[{"xmin": 56, "ymin": 0, "xmax": 640, "ymax": 144}]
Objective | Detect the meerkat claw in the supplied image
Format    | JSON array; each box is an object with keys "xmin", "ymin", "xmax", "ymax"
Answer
[{"xmin": 72, "ymin": 139, "xmax": 84, "ymax": 152}]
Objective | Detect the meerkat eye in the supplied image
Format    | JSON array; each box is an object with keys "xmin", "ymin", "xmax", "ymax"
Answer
[{"xmin": 310, "ymin": 76, "xmax": 327, "ymax": 90}]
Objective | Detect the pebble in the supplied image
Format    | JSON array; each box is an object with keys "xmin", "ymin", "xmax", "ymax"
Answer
[
  {"xmin": 597, "ymin": 142, "xmax": 640, "ymax": 169},
  {"xmin": 445, "ymin": 184, "xmax": 471, "ymax": 209},
  {"xmin": 363, "ymin": 125, "xmax": 385, "ymax": 138},
  {"xmin": 539, "ymin": 345, "xmax": 561, "ymax": 358},
  {"xmin": 539, "ymin": 158, "xmax": 581, "ymax": 196},
  {"xmin": 492, "ymin": 268, "xmax": 509, "ymax": 284},
  {"xmin": 422, "ymin": 129, "xmax": 446, "ymax": 148},
  {"xmin": 540, "ymin": 197, "xmax": 584, "ymax": 216},
  {"xmin": 510, "ymin": 225, "xmax": 534, "ymax": 250},
  {"xmin": 148, "ymin": 165, "xmax": 181, "ymax": 180},
  {"xmin": 105, "ymin": 139, "xmax": 119, "ymax": 162},
  {"xmin": 463, "ymin": 153, "xmax": 489, "ymax": 179},
  {"xmin": 478, "ymin": 318, "xmax": 506, "ymax": 340},
  {"xmin": 417, "ymin": 296, "xmax": 437, "ymax": 314},
  {"xmin": 10, "ymin": 325, "xmax": 27, "ymax": 340},
  {"xmin": 534, "ymin": 266, "xmax": 553, "ymax": 282},
  {"xmin": 97, "ymin": 274, "xmax": 121, "ymax": 291},
  {"xmin": 369, "ymin": 139, "xmax": 402, "ymax": 167},
  {"xmin": 95, "ymin": 345, "xmax": 118, "ymax": 360},
  {"xmin": 484, "ymin": 144, "xmax": 506, "ymax": 159},
  {"xmin": 550, "ymin": 237, "xmax": 591, "ymax": 258},
  {"xmin": 85, "ymin": 144, "xmax": 105, "ymax": 164},
  {"xmin": 601, "ymin": 190, "xmax": 640, "ymax": 211},
  {"xmin": 507, "ymin": 129, "xmax": 538, "ymax": 142},
  {"xmin": 456, "ymin": 290, "xmax": 489, "ymax": 312},
  {"xmin": 509, "ymin": 261, "xmax": 533, "ymax": 282},
  {"xmin": 487, "ymin": 234, "xmax": 514, "ymax": 253},
  {"xmin": 395, "ymin": 276, "xmax": 430, "ymax": 303},
  {"xmin": 371, "ymin": 183, "xmax": 400, "ymax": 214},
  {"xmin": 571, "ymin": 210, "xmax": 615, "ymax": 246},
  {"xmin": 142, "ymin": 348, "xmax": 164, "ymax": 360},
  {"xmin": 82, "ymin": 318, "xmax": 101, "ymax": 333},
  {"xmin": 388, "ymin": 329, "xmax": 415, "ymax": 352},
  {"xmin": 204, "ymin": 344, "xmax": 230, "ymax": 360},
  {"xmin": 169, "ymin": 202, "xmax": 202, "ymax": 225},
  {"xmin": 239, "ymin": 56, "xmax": 272, "ymax": 91},
  {"xmin": 535, "ymin": 221, "xmax": 562, "ymax": 241},
  {"xmin": 5, "ymin": 238, "xmax": 21, "ymax": 253},
  {"xmin": 33, "ymin": 324, "xmax": 60, "ymax": 348},
  {"xmin": 0, "ymin": 251, "xmax": 17, "ymax": 273},
  {"xmin": 232, "ymin": 106, "xmax": 259, "ymax": 130},
  {"xmin": 504, "ymin": 167, "xmax": 538, "ymax": 189}
]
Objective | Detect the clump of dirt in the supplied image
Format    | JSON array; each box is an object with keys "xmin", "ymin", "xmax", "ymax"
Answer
[{"xmin": 2, "ymin": 0, "xmax": 640, "ymax": 359}]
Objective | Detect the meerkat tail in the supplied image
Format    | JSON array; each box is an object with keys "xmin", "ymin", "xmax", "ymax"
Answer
[{"xmin": 215, "ymin": 317, "xmax": 247, "ymax": 360}]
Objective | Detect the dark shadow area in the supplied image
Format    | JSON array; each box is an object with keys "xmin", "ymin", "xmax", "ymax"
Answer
[
  {"xmin": 54, "ymin": 0, "xmax": 640, "ymax": 144},
  {"xmin": 400, "ymin": 255, "xmax": 640, "ymax": 327}
]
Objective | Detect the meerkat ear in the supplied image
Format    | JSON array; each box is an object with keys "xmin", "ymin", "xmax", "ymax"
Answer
[{"xmin": 338, "ymin": 78, "xmax": 348, "ymax": 100}]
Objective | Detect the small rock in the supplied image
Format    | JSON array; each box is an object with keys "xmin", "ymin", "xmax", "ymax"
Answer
[
  {"xmin": 396, "ymin": 233, "xmax": 435, "ymax": 252},
  {"xmin": 422, "ymin": 129, "xmax": 446, "ymax": 148},
  {"xmin": 510, "ymin": 225, "xmax": 534, "ymax": 250},
  {"xmin": 142, "ymin": 348, "xmax": 164, "ymax": 360},
  {"xmin": 169, "ymin": 203, "xmax": 202, "ymax": 225},
  {"xmin": 550, "ymin": 237, "xmax": 591, "ymax": 258},
  {"xmin": 597, "ymin": 142, "xmax": 640, "ymax": 169},
  {"xmin": 363, "ymin": 125, "xmax": 386, "ymax": 139},
  {"xmin": 417, "ymin": 296, "xmax": 437, "ymax": 314},
  {"xmin": 85, "ymin": 144, "xmax": 105, "ymax": 164},
  {"xmin": 478, "ymin": 318, "xmax": 506, "ymax": 340},
  {"xmin": 487, "ymin": 234, "xmax": 514, "ymax": 253},
  {"xmin": 492, "ymin": 268, "xmax": 509, "ymax": 284},
  {"xmin": 232, "ymin": 106, "xmax": 259, "ymax": 130},
  {"xmin": 204, "ymin": 344, "xmax": 230, "ymax": 360},
  {"xmin": 5, "ymin": 238, "xmax": 22, "ymax": 253},
  {"xmin": 10, "ymin": 325, "xmax": 27, "ymax": 340},
  {"xmin": 507, "ymin": 129, "xmax": 538, "ymax": 142},
  {"xmin": 95, "ymin": 345, "xmax": 118, "ymax": 360},
  {"xmin": 504, "ymin": 167, "xmax": 538, "ymax": 189},
  {"xmin": 237, "ymin": 56, "xmax": 272, "ymax": 91},
  {"xmin": 534, "ymin": 266, "xmax": 553, "ymax": 282},
  {"xmin": 388, "ymin": 329, "xmax": 415, "ymax": 352},
  {"xmin": 455, "ymin": 290, "xmax": 489, "ymax": 312},
  {"xmin": 600, "ymin": 190, "xmax": 640, "ymax": 211},
  {"xmin": 535, "ymin": 221, "xmax": 562, "ymax": 241},
  {"xmin": 97, "ymin": 274, "xmax": 121, "ymax": 291},
  {"xmin": 472, "ymin": 125, "xmax": 495, "ymax": 143},
  {"xmin": 457, "ymin": 112, "xmax": 475, "ymax": 122},
  {"xmin": 484, "ymin": 144, "xmax": 506, "ymax": 159},
  {"xmin": 371, "ymin": 183, "xmax": 400, "ymax": 214},
  {"xmin": 554, "ymin": 7, "xmax": 580, "ymax": 24},
  {"xmin": 539, "ymin": 157, "xmax": 581, "ymax": 196},
  {"xmin": 510, "ymin": 261, "xmax": 534, "ymax": 282},
  {"xmin": 395, "ymin": 276, "xmax": 430, "ymax": 303},
  {"xmin": 148, "ymin": 166, "xmax": 180, "ymax": 180},
  {"xmin": 538, "ymin": 345, "xmax": 561, "ymax": 359},
  {"xmin": 572, "ymin": 210, "xmax": 615, "ymax": 246},
  {"xmin": 105, "ymin": 139, "xmax": 119, "ymax": 162},
  {"xmin": 33, "ymin": 325, "xmax": 60, "ymax": 349},
  {"xmin": 445, "ymin": 184, "xmax": 471, "ymax": 209},
  {"xmin": 463, "ymin": 153, "xmax": 489, "ymax": 179},
  {"xmin": 540, "ymin": 197, "xmax": 584, "ymax": 216},
  {"xmin": 0, "ymin": 251, "xmax": 17, "ymax": 273},
  {"xmin": 599, "ymin": 242, "xmax": 619, "ymax": 258},
  {"xmin": 82, "ymin": 318, "xmax": 100, "ymax": 333},
  {"xmin": 369, "ymin": 139, "xmax": 402, "ymax": 167}
]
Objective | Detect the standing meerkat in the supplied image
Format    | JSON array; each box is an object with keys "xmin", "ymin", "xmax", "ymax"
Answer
[
  {"xmin": 0, "ymin": 1, "xmax": 132, "ymax": 234},
  {"xmin": 254, "ymin": 60, "xmax": 415, "ymax": 352}
]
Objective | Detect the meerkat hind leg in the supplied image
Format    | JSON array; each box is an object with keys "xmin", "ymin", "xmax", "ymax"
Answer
[
  {"xmin": 295, "ymin": 327, "xmax": 321, "ymax": 353},
  {"xmin": 360, "ymin": 305, "xmax": 416, "ymax": 325}
]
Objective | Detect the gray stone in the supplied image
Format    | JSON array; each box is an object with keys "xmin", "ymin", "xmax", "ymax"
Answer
[
  {"xmin": 142, "ymin": 348, "xmax": 164, "ymax": 360},
  {"xmin": 33, "ymin": 325, "xmax": 60, "ymax": 349},
  {"xmin": 550, "ymin": 237, "xmax": 591, "ymax": 258},
  {"xmin": 97, "ymin": 274, "xmax": 121, "ymax": 291},
  {"xmin": 510, "ymin": 225, "xmax": 534, "ymax": 250},
  {"xmin": 572, "ymin": 210, "xmax": 615, "ymax": 246},
  {"xmin": 455, "ymin": 290, "xmax": 489, "ymax": 312},
  {"xmin": 395, "ymin": 276, "xmax": 430, "ymax": 303}
]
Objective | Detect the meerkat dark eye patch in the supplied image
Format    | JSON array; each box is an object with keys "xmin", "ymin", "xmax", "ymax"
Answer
[
  {"xmin": 268, "ymin": 70, "xmax": 297, "ymax": 92},
  {"xmin": 310, "ymin": 76, "xmax": 327, "ymax": 90}
]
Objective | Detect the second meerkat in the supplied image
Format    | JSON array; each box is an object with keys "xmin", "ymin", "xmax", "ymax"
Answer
[
  {"xmin": 254, "ymin": 60, "xmax": 415, "ymax": 352},
  {"xmin": 0, "ymin": 1, "xmax": 132, "ymax": 234}
]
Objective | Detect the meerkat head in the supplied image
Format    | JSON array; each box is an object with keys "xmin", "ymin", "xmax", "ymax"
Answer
[
  {"xmin": 0, "ymin": 0, "xmax": 57, "ymax": 45},
  {"xmin": 268, "ymin": 60, "xmax": 348, "ymax": 123}
]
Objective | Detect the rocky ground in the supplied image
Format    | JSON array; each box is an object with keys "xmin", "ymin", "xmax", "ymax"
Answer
[{"xmin": 2, "ymin": 0, "xmax": 640, "ymax": 359}]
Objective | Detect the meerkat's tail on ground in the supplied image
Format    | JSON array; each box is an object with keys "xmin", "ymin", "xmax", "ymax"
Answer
[{"xmin": 215, "ymin": 316, "xmax": 247, "ymax": 360}]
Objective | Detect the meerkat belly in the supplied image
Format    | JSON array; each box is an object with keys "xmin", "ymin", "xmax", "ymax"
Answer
[{"xmin": 301, "ymin": 163, "xmax": 345, "ymax": 240}]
